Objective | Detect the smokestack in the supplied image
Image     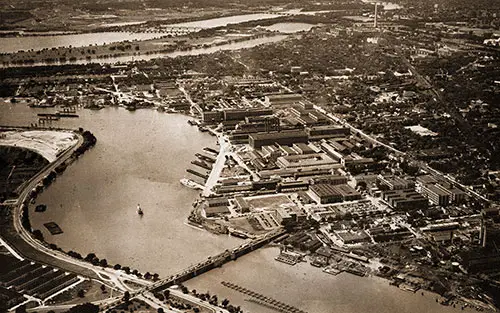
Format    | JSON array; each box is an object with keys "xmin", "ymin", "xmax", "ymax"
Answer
[{"xmin": 374, "ymin": 3, "xmax": 378, "ymax": 28}]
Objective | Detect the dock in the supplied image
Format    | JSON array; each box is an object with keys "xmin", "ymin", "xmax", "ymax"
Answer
[
  {"xmin": 191, "ymin": 160, "xmax": 212, "ymax": 171},
  {"xmin": 195, "ymin": 153, "xmax": 216, "ymax": 163},
  {"xmin": 203, "ymin": 147, "xmax": 219, "ymax": 155},
  {"xmin": 186, "ymin": 168, "xmax": 209, "ymax": 180},
  {"xmin": 37, "ymin": 113, "xmax": 79, "ymax": 118}
]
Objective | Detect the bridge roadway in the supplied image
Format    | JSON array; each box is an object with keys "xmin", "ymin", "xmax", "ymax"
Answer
[
  {"xmin": 146, "ymin": 228, "xmax": 286, "ymax": 294},
  {"xmin": 142, "ymin": 26, "xmax": 203, "ymax": 34}
]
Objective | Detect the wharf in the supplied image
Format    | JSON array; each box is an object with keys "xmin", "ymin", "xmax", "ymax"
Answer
[
  {"xmin": 323, "ymin": 266, "xmax": 342, "ymax": 276},
  {"xmin": 37, "ymin": 113, "xmax": 79, "ymax": 118},
  {"xmin": 186, "ymin": 168, "xmax": 209, "ymax": 180},
  {"xmin": 191, "ymin": 160, "xmax": 212, "ymax": 170},
  {"xmin": 275, "ymin": 253, "xmax": 299, "ymax": 266},
  {"xmin": 195, "ymin": 153, "xmax": 216, "ymax": 163},
  {"xmin": 203, "ymin": 147, "xmax": 218, "ymax": 155}
]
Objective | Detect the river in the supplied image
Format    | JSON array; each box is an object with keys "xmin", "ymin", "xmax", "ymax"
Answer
[
  {"xmin": 0, "ymin": 35, "xmax": 289, "ymax": 68},
  {"xmin": 0, "ymin": 100, "xmax": 474, "ymax": 313},
  {"xmin": 186, "ymin": 247, "xmax": 473, "ymax": 313},
  {"xmin": 0, "ymin": 102, "xmax": 242, "ymax": 275},
  {"xmin": 0, "ymin": 13, "xmax": 282, "ymax": 54},
  {"xmin": 169, "ymin": 13, "xmax": 280, "ymax": 29},
  {"xmin": 0, "ymin": 32, "xmax": 169, "ymax": 54}
]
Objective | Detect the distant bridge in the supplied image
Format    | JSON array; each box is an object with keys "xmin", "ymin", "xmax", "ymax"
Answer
[{"xmin": 142, "ymin": 26, "xmax": 203, "ymax": 35}]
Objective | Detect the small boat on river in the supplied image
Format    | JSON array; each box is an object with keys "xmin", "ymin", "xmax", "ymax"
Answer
[{"xmin": 137, "ymin": 204, "xmax": 143, "ymax": 216}]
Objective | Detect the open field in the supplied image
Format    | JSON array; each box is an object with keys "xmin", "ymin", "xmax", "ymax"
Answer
[{"xmin": 0, "ymin": 130, "xmax": 78, "ymax": 162}]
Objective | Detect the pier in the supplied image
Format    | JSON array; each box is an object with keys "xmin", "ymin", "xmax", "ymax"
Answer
[
  {"xmin": 202, "ymin": 147, "xmax": 218, "ymax": 155},
  {"xmin": 191, "ymin": 160, "xmax": 212, "ymax": 171},
  {"xmin": 195, "ymin": 152, "xmax": 216, "ymax": 163},
  {"xmin": 37, "ymin": 113, "xmax": 79, "ymax": 119},
  {"xmin": 186, "ymin": 168, "xmax": 209, "ymax": 180}
]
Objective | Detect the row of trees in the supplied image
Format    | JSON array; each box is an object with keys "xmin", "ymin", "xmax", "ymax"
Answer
[{"xmin": 153, "ymin": 285, "xmax": 243, "ymax": 313}]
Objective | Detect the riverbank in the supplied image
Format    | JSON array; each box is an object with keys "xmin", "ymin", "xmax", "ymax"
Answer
[
  {"xmin": 185, "ymin": 246, "xmax": 483, "ymax": 313},
  {"xmin": 0, "ymin": 127, "xmax": 101, "ymax": 280},
  {"xmin": 0, "ymin": 32, "xmax": 287, "ymax": 68}
]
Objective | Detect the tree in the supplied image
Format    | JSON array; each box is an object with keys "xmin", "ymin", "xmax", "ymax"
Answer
[
  {"xmin": 32, "ymin": 229, "xmax": 44, "ymax": 241},
  {"xmin": 99, "ymin": 259, "xmax": 108, "ymax": 267},
  {"xmin": 84, "ymin": 253, "xmax": 96, "ymax": 262},
  {"xmin": 77, "ymin": 289, "xmax": 85, "ymax": 298},
  {"xmin": 157, "ymin": 309, "xmax": 164, "ymax": 313},
  {"xmin": 156, "ymin": 294, "xmax": 164, "ymax": 301},
  {"xmin": 163, "ymin": 290, "xmax": 170, "ymax": 299},
  {"xmin": 100, "ymin": 284, "xmax": 106, "ymax": 293},
  {"xmin": 123, "ymin": 291, "xmax": 130, "ymax": 304},
  {"xmin": 68, "ymin": 303, "xmax": 99, "ymax": 313}
]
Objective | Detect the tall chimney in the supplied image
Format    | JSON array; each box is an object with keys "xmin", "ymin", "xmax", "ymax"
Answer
[{"xmin": 374, "ymin": 3, "xmax": 378, "ymax": 28}]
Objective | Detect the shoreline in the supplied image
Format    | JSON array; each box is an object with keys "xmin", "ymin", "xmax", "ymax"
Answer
[
  {"xmin": 1, "ymin": 110, "xmax": 496, "ymax": 312},
  {"xmin": 0, "ymin": 33, "xmax": 288, "ymax": 68}
]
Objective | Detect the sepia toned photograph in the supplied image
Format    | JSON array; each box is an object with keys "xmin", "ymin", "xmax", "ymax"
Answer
[{"xmin": 0, "ymin": 0, "xmax": 499, "ymax": 312}]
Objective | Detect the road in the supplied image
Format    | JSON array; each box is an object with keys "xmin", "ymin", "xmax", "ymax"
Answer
[
  {"xmin": 313, "ymin": 104, "xmax": 405, "ymax": 155},
  {"xmin": 202, "ymin": 133, "xmax": 230, "ymax": 197},
  {"xmin": 3, "ymin": 131, "xmax": 152, "ymax": 291}
]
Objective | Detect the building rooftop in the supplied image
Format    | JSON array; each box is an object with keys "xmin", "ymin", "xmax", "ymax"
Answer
[{"xmin": 249, "ymin": 130, "xmax": 308, "ymax": 141}]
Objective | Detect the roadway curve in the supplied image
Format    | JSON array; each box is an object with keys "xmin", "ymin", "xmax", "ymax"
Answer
[
  {"xmin": 1, "ymin": 129, "xmax": 246, "ymax": 313},
  {"xmin": 2, "ymin": 130, "xmax": 151, "ymax": 293}
]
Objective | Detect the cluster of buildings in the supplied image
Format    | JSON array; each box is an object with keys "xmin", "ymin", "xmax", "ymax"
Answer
[{"xmin": 181, "ymin": 65, "xmax": 498, "ymax": 307}]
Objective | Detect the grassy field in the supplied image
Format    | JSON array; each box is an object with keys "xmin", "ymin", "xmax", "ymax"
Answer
[{"xmin": 50, "ymin": 279, "xmax": 120, "ymax": 306}]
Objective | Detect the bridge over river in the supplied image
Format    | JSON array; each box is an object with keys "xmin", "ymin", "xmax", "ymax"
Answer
[{"xmin": 147, "ymin": 228, "xmax": 287, "ymax": 294}]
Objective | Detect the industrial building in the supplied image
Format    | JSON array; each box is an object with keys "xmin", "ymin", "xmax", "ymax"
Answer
[
  {"xmin": 234, "ymin": 196, "xmax": 250, "ymax": 213},
  {"xmin": 335, "ymin": 230, "xmax": 371, "ymax": 244},
  {"xmin": 265, "ymin": 93, "xmax": 303, "ymax": 107},
  {"xmin": 292, "ymin": 143, "xmax": 316, "ymax": 154},
  {"xmin": 249, "ymin": 130, "xmax": 309, "ymax": 149},
  {"xmin": 309, "ymin": 184, "xmax": 362, "ymax": 204},
  {"xmin": 378, "ymin": 175, "xmax": 415, "ymax": 190},
  {"xmin": 418, "ymin": 179, "xmax": 466, "ymax": 205},
  {"xmin": 203, "ymin": 197, "xmax": 231, "ymax": 217},
  {"xmin": 382, "ymin": 189, "xmax": 429, "ymax": 211},
  {"xmin": 310, "ymin": 175, "xmax": 349, "ymax": 185},
  {"xmin": 273, "ymin": 206, "xmax": 307, "ymax": 225},
  {"xmin": 276, "ymin": 153, "xmax": 340, "ymax": 170},
  {"xmin": 421, "ymin": 184, "xmax": 451, "ymax": 206},
  {"xmin": 307, "ymin": 125, "xmax": 351, "ymax": 139},
  {"xmin": 223, "ymin": 108, "xmax": 274, "ymax": 121}
]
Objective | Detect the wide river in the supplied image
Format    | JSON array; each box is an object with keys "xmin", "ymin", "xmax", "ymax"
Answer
[
  {"xmin": 0, "ymin": 13, "xmax": 281, "ymax": 54},
  {"xmin": 0, "ymin": 100, "xmax": 473, "ymax": 313}
]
